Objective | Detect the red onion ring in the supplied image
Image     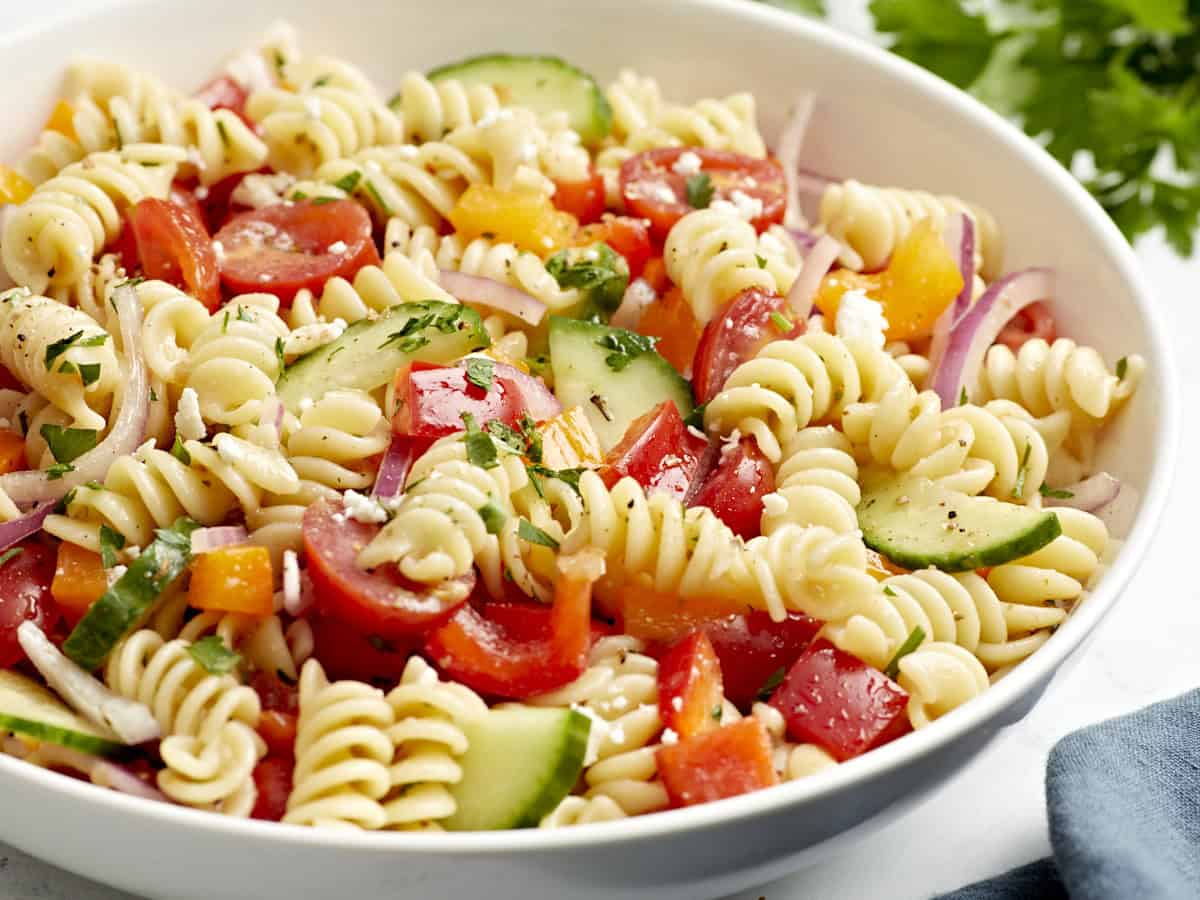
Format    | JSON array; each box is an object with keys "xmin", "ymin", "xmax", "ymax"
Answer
[
  {"xmin": 0, "ymin": 502, "xmax": 56, "ymax": 554},
  {"xmin": 439, "ymin": 270, "xmax": 547, "ymax": 326},
  {"xmin": 777, "ymin": 92, "xmax": 817, "ymax": 229},
  {"xmin": 0, "ymin": 284, "xmax": 148, "ymax": 509},
  {"xmin": 786, "ymin": 235, "xmax": 842, "ymax": 320},
  {"xmin": 191, "ymin": 525, "xmax": 250, "ymax": 553},
  {"xmin": 926, "ymin": 213, "xmax": 976, "ymax": 389},
  {"xmin": 929, "ymin": 268, "xmax": 1055, "ymax": 409},
  {"xmin": 372, "ymin": 435, "xmax": 420, "ymax": 500}
]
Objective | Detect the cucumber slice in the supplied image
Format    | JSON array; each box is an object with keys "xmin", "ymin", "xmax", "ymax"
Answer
[
  {"xmin": 63, "ymin": 517, "xmax": 198, "ymax": 671},
  {"xmin": 427, "ymin": 54, "xmax": 612, "ymax": 146},
  {"xmin": 548, "ymin": 316, "xmax": 695, "ymax": 452},
  {"xmin": 857, "ymin": 471, "xmax": 1062, "ymax": 573},
  {"xmin": 444, "ymin": 706, "xmax": 590, "ymax": 831},
  {"xmin": 276, "ymin": 302, "xmax": 490, "ymax": 413},
  {"xmin": 0, "ymin": 670, "xmax": 123, "ymax": 757}
]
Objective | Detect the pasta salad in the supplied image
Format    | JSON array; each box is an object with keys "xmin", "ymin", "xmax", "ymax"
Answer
[{"xmin": 0, "ymin": 23, "xmax": 1144, "ymax": 831}]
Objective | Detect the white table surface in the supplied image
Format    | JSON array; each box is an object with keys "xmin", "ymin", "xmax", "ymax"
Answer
[{"xmin": 1, "ymin": 3, "xmax": 1197, "ymax": 899}]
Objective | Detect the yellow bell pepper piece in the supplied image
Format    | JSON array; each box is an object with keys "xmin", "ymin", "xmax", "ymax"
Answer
[
  {"xmin": 188, "ymin": 545, "xmax": 275, "ymax": 616},
  {"xmin": 0, "ymin": 166, "xmax": 34, "ymax": 206},
  {"xmin": 449, "ymin": 184, "xmax": 577, "ymax": 257},
  {"xmin": 540, "ymin": 406, "xmax": 604, "ymax": 469},
  {"xmin": 44, "ymin": 100, "xmax": 77, "ymax": 141}
]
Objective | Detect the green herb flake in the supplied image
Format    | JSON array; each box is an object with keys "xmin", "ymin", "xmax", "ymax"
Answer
[
  {"xmin": 464, "ymin": 356, "xmax": 496, "ymax": 392},
  {"xmin": 685, "ymin": 172, "xmax": 714, "ymax": 209},
  {"xmin": 883, "ymin": 626, "xmax": 927, "ymax": 680},
  {"xmin": 1116, "ymin": 356, "xmax": 1128, "ymax": 380},
  {"xmin": 99, "ymin": 524, "xmax": 126, "ymax": 569},
  {"xmin": 311, "ymin": 196, "xmax": 338, "ymax": 206},
  {"xmin": 756, "ymin": 666, "xmax": 787, "ymax": 702},
  {"xmin": 187, "ymin": 635, "xmax": 242, "ymax": 675},
  {"xmin": 712, "ymin": 704, "xmax": 723, "ymax": 722},
  {"xmin": 517, "ymin": 518, "xmax": 559, "ymax": 550},
  {"xmin": 291, "ymin": 191, "xmax": 309, "ymax": 202},
  {"xmin": 56, "ymin": 360, "xmax": 77, "ymax": 376},
  {"xmin": 683, "ymin": 403, "xmax": 708, "ymax": 431},
  {"xmin": 545, "ymin": 242, "xmax": 630, "ymax": 317},
  {"xmin": 0, "ymin": 548, "xmax": 23, "ymax": 569},
  {"xmin": 461, "ymin": 412, "xmax": 498, "ymax": 470},
  {"xmin": 882, "ymin": 585, "xmax": 897, "ymax": 597},
  {"xmin": 520, "ymin": 413, "xmax": 543, "ymax": 464},
  {"xmin": 40, "ymin": 424, "xmax": 98, "ymax": 465},
  {"xmin": 78, "ymin": 334, "xmax": 108, "ymax": 348},
  {"xmin": 486, "ymin": 420, "xmax": 524, "ymax": 454},
  {"xmin": 380, "ymin": 304, "xmax": 464, "ymax": 353},
  {"xmin": 595, "ymin": 327, "xmax": 658, "ymax": 373},
  {"xmin": 216, "ymin": 119, "xmax": 230, "ymax": 147},
  {"xmin": 44, "ymin": 330, "xmax": 84, "ymax": 370},
  {"xmin": 236, "ymin": 306, "xmax": 253, "ymax": 322},
  {"xmin": 149, "ymin": 387, "xmax": 159, "ymax": 403},
  {"xmin": 477, "ymin": 500, "xmax": 507, "ymax": 535},
  {"xmin": 170, "ymin": 436, "xmax": 191, "ymax": 465},
  {"xmin": 77, "ymin": 363, "xmax": 102, "ymax": 387},
  {"xmin": 1012, "ymin": 440, "xmax": 1032, "ymax": 499},
  {"xmin": 46, "ymin": 463, "xmax": 75, "ymax": 481},
  {"xmin": 364, "ymin": 180, "xmax": 393, "ymax": 217},
  {"xmin": 527, "ymin": 464, "xmax": 586, "ymax": 496},
  {"xmin": 756, "ymin": 254, "xmax": 768, "ymax": 269},
  {"xmin": 1039, "ymin": 484, "xmax": 1075, "ymax": 500},
  {"xmin": 333, "ymin": 170, "xmax": 363, "ymax": 193},
  {"xmin": 769, "ymin": 311, "xmax": 793, "ymax": 334},
  {"xmin": 959, "ymin": 386, "xmax": 969, "ymax": 406},
  {"xmin": 274, "ymin": 337, "xmax": 286, "ymax": 373}
]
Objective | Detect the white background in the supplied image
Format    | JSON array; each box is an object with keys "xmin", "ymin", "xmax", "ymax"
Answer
[{"xmin": 0, "ymin": 2, "xmax": 1196, "ymax": 898}]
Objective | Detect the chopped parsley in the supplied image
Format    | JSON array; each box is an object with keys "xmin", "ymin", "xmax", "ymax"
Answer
[
  {"xmin": 486, "ymin": 420, "xmax": 525, "ymax": 454},
  {"xmin": 379, "ymin": 304, "xmax": 465, "ymax": 353},
  {"xmin": 332, "ymin": 170, "xmax": 362, "ymax": 193},
  {"xmin": 170, "ymin": 436, "xmax": 191, "ymax": 465},
  {"xmin": 712, "ymin": 704, "xmax": 723, "ymax": 722},
  {"xmin": 1039, "ymin": 484, "xmax": 1075, "ymax": 500},
  {"xmin": 756, "ymin": 254, "xmax": 768, "ymax": 269},
  {"xmin": 236, "ymin": 306, "xmax": 253, "ymax": 322},
  {"xmin": 477, "ymin": 500, "xmax": 507, "ymax": 535},
  {"xmin": 545, "ymin": 242, "xmax": 630, "ymax": 317},
  {"xmin": 883, "ymin": 626, "xmax": 927, "ymax": 680},
  {"xmin": 1012, "ymin": 440, "xmax": 1032, "ymax": 499},
  {"xmin": 187, "ymin": 636, "xmax": 242, "ymax": 675},
  {"xmin": 517, "ymin": 518, "xmax": 559, "ymax": 550},
  {"xmin": 364, "ymin": 180, "xmax": 393, "ymax": 216},
  {"xmin": 0, "ymin": 548, "xmax": 23, "ymax": 569},
  {"xmin": 595, "ymin": 327, "xmax": 658, "ymax": 372},
  {"xmin": 1116, "ymin": 356, "xmax": 1128, "ymax": 380},
  {"xmin": 274, "ymin": 337, "xmax": 286, "ymax": 373},
  {"xmin": 79, "ymin": 334, "xmax": 109, "ymax": 348},
  {"xmin": 756, "ymin": 666, "xmax": 787, "ymax": 702},
  {"xmin": 311, "ymin": 196, "xmax": 338, "ymax": 206},
  {"xmin": 44, "ymin": 330, "xmax": 84, "ymax": 370},
  {"xmin": 46, "ymin": 463, "xmax": 75, "ymax": 480},
  {"xmin": 39, "ymin": 424, "xmax": 97, "ymax": 464},
  {"xmin": 527, "ymin": 464, "xmax": 586, "ymax": 497},
  {"xmin": 461, "ymin": 413, "xmax": 498, "ymax": 469},
  {"xmin": 882, "ymin": 585, "xmax": 897, "ymax": 597},
  {"xmin": 464, "ymin": 357, "xmax": 496, "ymax": 392},
  {"xmin": 77, "ymin": 363, "xmax": 102, "ymax": 387},
  {"xmin": 959, "ymin": 386, "xmax": 969, "ymax": 406},
  {"xmin": 683, "ymin": 402, "xmax": 708, "ymax": 431},
  {"xmin": 524, "ymin": 354, "xmax": 550, "ymax": 378},
  {"xmin": 685, "ymin": 172, "xmax": 714, "ymax": 209},
  {"xmin": 98, "ymin": 524, "xmax": 125, "ymax": 569},
  {"xmin": 769, "ymin": 311, "xmax": 793, "ymax": 334}
]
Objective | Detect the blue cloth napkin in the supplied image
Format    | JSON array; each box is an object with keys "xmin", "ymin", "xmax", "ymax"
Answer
[{"xmin": 940, "ymin": 689, "xmax": 1200, "ymax": 899}]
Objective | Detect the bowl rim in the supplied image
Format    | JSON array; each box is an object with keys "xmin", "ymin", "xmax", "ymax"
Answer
[{"xmin": 0, "ymin": 0, "xmax": 1180, "ymax": 856}]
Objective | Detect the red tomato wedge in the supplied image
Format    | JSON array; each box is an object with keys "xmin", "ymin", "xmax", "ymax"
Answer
[
  {"xmin": 392, "ymin": 361, "xmax": 560, "ymax": 440},
  {"xmin": 251, "ymin": 756, "xmax": 293, "ymax": 822},
  {"xmin": 657, "ymin": 717, "xmax": 778, "ymax": 808},
  {"xmin": 308, "ymin": 614, "xmax": 420, "ymax": 685},
  {"xmin": 996, "ymin": 301, "xmax": 1057, "ymax": 352},
  {"xmin": 128, "ymin": 197, "xmax": 222, "ymax": 311},
  {"xmin": 687, "ymin": 438, "xmax": 774, "ymax": 541},
  {"xmin": 574, "ymin": 215, "xmax": 653, "ymax": 280},
  {"xmin": 303, "ymin": 498, "xmax": 472, "ymax": 639},
  {"xmin": 768, "ymin": 639, "xmax": 911, "ymax": 762},
  {"xmin": 0, "ymin": 541, "xmax": 59, "ymax": 667},
  {"xmin": 620, "ymin": 148, "xmax": 786, "ymax": 241},
  {"xmin": 552, "ymin": 170, "xmax": 605, "ymax": 225},
  {"xmin": 600, "ymin": 400, "xmax": 708, "ymax": 501},
  {"xmin": 703, "ymin": 611, "xmax": 822, "ymax": 709},
  {"xmin": 215, "ymin": 199, "xmax": 380, "ymax": 305},
  {"xmin": 658, "ymin": 631, "xmax": 724, "ymax": 740},
  {"xmin": 194, "ymin": 76, "xmax": 250, "ymax": 120},
  {"xmin": 424, "ymin": 555, "xmax": 598, "ymax": 700},
  {"xmin": 693, "ymin": 287, "xmax": 804, "ymax": 404},
  {"xmin": 257, "ymin": 711, "xmax": 298, "ymax": 757},
  {"xmin": 482, "ymin": 601, "xmax": 616, "ymax": 646}
]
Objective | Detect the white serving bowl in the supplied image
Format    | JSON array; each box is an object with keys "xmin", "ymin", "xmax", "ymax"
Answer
[{"xmin": 0, "ymin": 1, "xmax": 1178, "ymax": 898}]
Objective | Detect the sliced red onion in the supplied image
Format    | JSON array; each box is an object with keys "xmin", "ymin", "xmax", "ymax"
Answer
[
  {"xmin": 373, "ymin": 435, "xmax": 420, "ymax": 499},
  {"xmin": 0, "ymin": 502, "xmax": 56, "ymax": 554},
  {"xmin": 439, "ymin": 270, "xmax": 546, "ymax": 326},
  {"xmin": 777, "ymin": 92, "xmax": 817, "ymax": 229},
  {"xmin": 786, "ymin": 229, "xmax": 819, "ymax": 256},
  {"xmin": 610, "ymin": 277, "xmax": 657, "ymax": 331},
  {"xmin": 0, "ymin": 285, "xmax": 148, "ymax": 509},
  {"xmin": 785, "ymin": 235, "xmax": 842, "ymax": 320},
  {"xmin": 1043, "ymin": 472, "xmax": 1121, "ymax": 513},
  {"xmin": 91, "ymin": 759, "xmax": 169, "ymax": 802},
  {"xmin": 929, "ymin": 268, "xmax": 1055, "ymax": 409},
  {"xmin": 191, "ymin": 525, "xmax": 249, "ymax": 553},
  {"xmin": 926, "ymin": 213, "xmax": 977, "ymax": 388}
]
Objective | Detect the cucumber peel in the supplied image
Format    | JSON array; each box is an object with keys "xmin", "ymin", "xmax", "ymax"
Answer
[{"xmin": 0, "ymin": 670, "xmax": 124, "ymax": 757}]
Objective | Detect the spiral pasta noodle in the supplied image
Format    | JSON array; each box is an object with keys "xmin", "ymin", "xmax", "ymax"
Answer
[
  {"xmin": 818, "ymin": 179, "xmax": 1003, "ymax": 278},
  {"xmin": 390, "ymin": 72, "xmax": 502, "ymax": 143},
  {"xmin": 178, "ymin": 611, "xmax": 303, "ymax": 682},
  {"xmin": 0, "ymin": 289, "xmax": 120, "ymax": 431},
  {"xmin": 2, "ymin": 145, "xmax": 186, "ymax": 294},
  {"xmin": 760, "ymin": 426, "xmax": 861, "ymax": 535},
  {"xmin": 896, "ymin": 642, "xmax": 991, "ymax": 729},
  {"xmin": 747, "ymin": 702, "xmax": 838, "ymax": 781},
  {"xmin": 705, "ymin": 331, "xmax": 908, "ymax": 463},
  {"xmin": 284, "ymin": 659, "xmax": 395, "ymax": 829},
  {"xmin": 380, "ymin": 655, "xmax": 487, "ymax": 830},
  {"xmin": 663, "ymin": 207, "xmax": 798, "ymax": 325}
]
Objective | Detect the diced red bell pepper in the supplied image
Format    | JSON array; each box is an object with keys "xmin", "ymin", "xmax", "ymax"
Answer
[
  {"xmin": 483, "ymin": 600, "xmax": 616, "ymax": 646},
  {"xmin": 658, "ymin": 631, "xmax": 724, "ymax": 739},
  {"xmin": 703, "ymin": 611, "xmax": 822, "ymax": 709},
  {"xmin": 657, "ymin": 717, "xmax": 778, "ymax": 808},
  {"xmin": 424, "ymin": 552, "xmax": 600, "ymax": 699},
  {"xmin": 768, "ymin": 639, "xmax": 911, "ymax": 762},
  {"xmin": 686, "ymin": 437, "xmax": 774, "ymax": 540},
  {"xmin": 600, "ymin": 400, "xmax": 708, "ymax": 501},
  {"xmin": 250, "ymin": 756, "xmax": 293, "ymax": 822}
]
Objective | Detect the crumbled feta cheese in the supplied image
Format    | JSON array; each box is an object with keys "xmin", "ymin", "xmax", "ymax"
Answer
[
  {"xmin": 647, "ymin": 183, "xmax": 677, "ymax": 204},
  {"xmin": 174, "ymin": 387, "xmax": 206, "ymax": 442},
  {"xmin": 342, "ymin": 489, "xmax": 387, "ymax": 524},
  {"xmin": 571, "ymin": 704, "xmax": 611, "ymax": 767},
  {"xmin": 327, "ymin": 240, "xmax": 347, "ymax": 255},
  {"xmin": 729, "ymin": 189, "xmax": 764, "ymax": 221},
  {"xmin": 757, "ymin": 231, "xmax": 786, "ymax": 259},
  {"xmin": 285, "ymin": 319, "xmax": 347, "ymax": 359},
  {"xmin": 671, "ymin": 696, "xmax": 684, "ymax": 713},
  {"xmin": 835, "ymin": 288, "xmax": 889, "ymax": 350},
  {"xmin": 213, "ymin": 433, "xmax": 249, "ymax": 467},
  {"xmin": 720, "ymin": 428, "xmax": 743, "ymax": 460},
  {"xmin": 211, "ymin": 240, "xmax": 225, "ymax": 262},
  {"xmin": 230, "ymin": 173, "xmax": 295, "ymax": 210},
  {"xmin": 661, "ymin": 728, "xmax": 679, "ymax": 746},
  {"xmin": 282, "ymin": 549, "xmax": 301, "ymax": 613},
  {"xmin": 193, "ymin": 185, "xmax": 209, "ymax": 200},
  {"xmin": 672, "ymin": 151, "xmax": 703, "ymax": 177}
]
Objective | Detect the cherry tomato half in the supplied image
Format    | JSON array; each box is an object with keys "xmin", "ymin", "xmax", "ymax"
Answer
[
  {"xmin": 307, "ymin": 614, "xmax": 420, "ymax": 685},
  {"xmin": 552, "ymin": 170, "xmax": 606, "ymax": 225},
  {"xmin": 0, "ymin": 541, "xmax": 59, "ymax": 668},
  {"xmin": 574, "ymin": 215, "xmax": 653, "ymax": 280},
  {"xmin": 600, "ymin": 400, "xmax": 708, "ymax": 502},
  {"xmin": 215, "ymin": 199, "xmax": 380, "ymax": 304},
  {"xmin": 194, "ymin": 76, "xmax": 250, "ymax": 121},
  {"xmin": 692, "ymin": 287, "xmax": 804, "ymax": 404},
  {"xmin": 996, "ymin": 301, "xmax": 1057, "ymax": 353},
  {"xmin": 128, "ymin": 197, "xmax": 222, "ymax": 311},
  {"xmin": 620, "ymin": 148, "xmax": 786, "ymax": 240},
  {"xmin": 303, "ymin": 498, "xmax": 472, "ymax": 639},
  {"xmin": 687, "ymin": 437, "xmax": 774, "ymax": 540}
]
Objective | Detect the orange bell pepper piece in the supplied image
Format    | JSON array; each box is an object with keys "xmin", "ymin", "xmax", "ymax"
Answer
[
  {"xmin": 539, "ymin": 406, "xmax": 604, "ymax": 469},
  {"xmin": 638, "ymin": 285, "xmax": 703, "ymax": 375},
  {"xmin": 188, "ymin": 545, "xmax": 274, "ymax": 616},
  {"xmin": 52, "ymin": 543, "xmax": 108, "ymax": 625},
  {"xmin": 0, "ymin": 430, "xmax": 26, "ymax": 476},
  {"xmin": 657, "ymin": 717, "xmax": 778, "ymax": 808}
]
